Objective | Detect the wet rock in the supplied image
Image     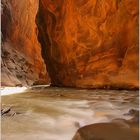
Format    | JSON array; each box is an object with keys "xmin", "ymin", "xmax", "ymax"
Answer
[
  {"xmin": 128, "ymin": 109, "xmax": 139, "ymax": 116},
  {"xmin": 72, "ymin": 121, "xmax": 139, "ymax": 140},
  {"xmin": 32, "ymin": 79, "xmax": 50, "ymax": 86},
  {"xmin": 124, "ymin": 109, "xmax": 139, "ymax": 116},
  {"xmin": 1, "ymin": 107, "xmax": 11, "ymax": 115},
  {"xmin": 1, "ymin": 106, "xmax": 21, "ymax": 117},
  {"xmin": 127, "ymin": 109, "xmax": 139, "ymax": 123}
]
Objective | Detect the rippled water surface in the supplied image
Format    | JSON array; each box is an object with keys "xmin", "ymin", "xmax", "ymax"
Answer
[{"xmin": 1, "ymin": 87, "xmax": 139, "ymax": 140}]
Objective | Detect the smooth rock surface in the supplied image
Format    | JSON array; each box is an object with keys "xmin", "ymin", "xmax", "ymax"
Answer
[
  {"xmin": 72, "ymin": 121, "xmax": 139, "ymax": 140},
  {"xmin": 37, "ymin": 0, "xmax": 139, "ymax": 89},
  {"xmin": 1, "ymin": 0, "xmax": 50, "ymax": 86}
]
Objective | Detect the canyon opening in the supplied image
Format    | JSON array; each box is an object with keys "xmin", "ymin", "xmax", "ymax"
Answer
[{"xmin": 1, "ymin": 0, "xmax": 139, "ymax": 140}]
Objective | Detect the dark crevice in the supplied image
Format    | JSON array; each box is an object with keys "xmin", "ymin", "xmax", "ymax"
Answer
[{"xmin": 35, "ymin": 1, "xmax": 54, "ymax": 85}]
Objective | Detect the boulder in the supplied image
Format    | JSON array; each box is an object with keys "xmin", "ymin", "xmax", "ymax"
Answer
[{"xmin": 72, "ymin": 121, "xmax": 139, "ymax": 140}]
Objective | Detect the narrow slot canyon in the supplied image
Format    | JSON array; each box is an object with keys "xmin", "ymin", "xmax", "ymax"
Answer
[
  {"xmin": 1, "ymin": 0, "xmax": 139, "ymax": 140},
  {"xmin": 36, "ymin": 0, "xmax": 139, "ymax": 89},
  {"xmin": 1, "ymin": 0, "xmax": 139, "ymax": 89}
]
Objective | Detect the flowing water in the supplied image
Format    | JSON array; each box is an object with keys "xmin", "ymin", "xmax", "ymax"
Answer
[{"xmin": 1, "ymin": 87, "xmax": 139, "ymax": 140}]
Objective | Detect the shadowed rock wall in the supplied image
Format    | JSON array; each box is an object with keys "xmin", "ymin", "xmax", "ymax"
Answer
[
  {"xmin": 37, "ymin": 0, "xmax": 139, "ymax": 89},
  {"xmin": 1, "ymin": 0, "xmax": 50, "ymax": 86}
]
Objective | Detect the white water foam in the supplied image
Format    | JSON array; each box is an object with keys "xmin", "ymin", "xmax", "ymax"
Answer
[{"xmin": 1, "ymin": 87, "xmax": 27, "ymax": 96}]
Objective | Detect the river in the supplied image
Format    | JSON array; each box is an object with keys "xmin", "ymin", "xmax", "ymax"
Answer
[{"xmin": 1, "ymin": 87, "xmax": 139, "ymax": 140}]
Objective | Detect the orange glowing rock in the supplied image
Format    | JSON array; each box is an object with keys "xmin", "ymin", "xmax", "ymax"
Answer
[
  {"xmin": 37, "ymin": 0, "xmax": 139, "ymax": 89},
  {"xmin": 1, "ymin": 0, "xmax": 49, "ymax": 86}
]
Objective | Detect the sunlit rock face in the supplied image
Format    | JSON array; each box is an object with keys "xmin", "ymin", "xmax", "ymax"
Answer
[
  {"xmin": 1, "ymin": 0, "xmax": 50, "ymax": 86},
  {"xmin": 37, "ymin": 0, "xmax": 139, "ymax": 89}
]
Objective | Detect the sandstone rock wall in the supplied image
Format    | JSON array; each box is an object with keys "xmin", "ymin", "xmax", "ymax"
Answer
[
  {"xmin": 37, "ymin": 0, "xmax": 139, "ymax": 89},
  {"xmin": 1, "ymin": 0, "xmax": 49, "ymax": 86}
]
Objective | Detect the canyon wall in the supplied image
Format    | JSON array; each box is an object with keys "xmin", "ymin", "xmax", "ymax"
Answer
[
  {"xmin": 37, "ymin": 0, "xmax": 139, "ymax": 89},
  {"xmin": 1, "ymin": 0, "xmax": 49, "ymax": 86}
]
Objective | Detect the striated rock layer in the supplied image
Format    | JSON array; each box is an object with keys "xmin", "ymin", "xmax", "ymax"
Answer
[
  {"xmin": 1, "ymin": 0, "xmax": 50, "ymax": 86},
  {"xmin": 37, "ymin": 0, "xmax": 139, "ymax": 89}
]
